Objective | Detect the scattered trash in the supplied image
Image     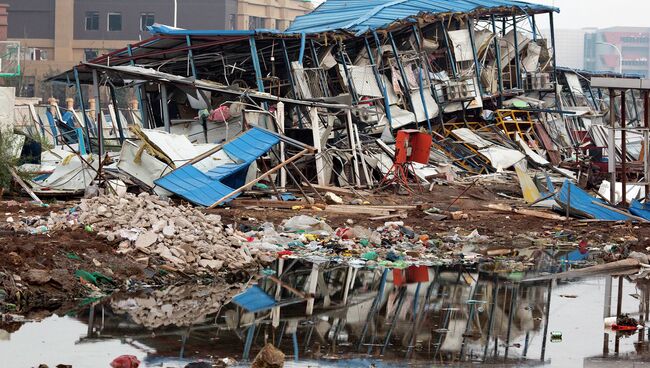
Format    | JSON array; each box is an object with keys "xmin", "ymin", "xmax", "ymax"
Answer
[{"xmin": 110, "ymin": 355, "xmax": 140, "ymax": 368}]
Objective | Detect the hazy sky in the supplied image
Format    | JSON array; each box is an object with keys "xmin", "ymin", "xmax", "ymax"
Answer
[{"xmin": 532, "ymin": 0, "xmax": 650, "ymax": 29}]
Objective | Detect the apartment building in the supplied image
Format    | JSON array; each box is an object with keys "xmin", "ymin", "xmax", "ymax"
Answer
[
  {"xmin": 4, "ymin": 0, "xmax": 313, "ymax": 97},
  {"xmin": 584, "ymin": 27, "xmax": 650, "ymax": 77}
]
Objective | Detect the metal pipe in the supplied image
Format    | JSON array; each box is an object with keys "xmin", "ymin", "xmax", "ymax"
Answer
[
  {"xmin": 532, "ymin": 14, "xmax": 537, "ymax": 40},
  {"xmin": 615, "ymin": 276, "xmax": 624, "ymax": 353},
  {"xmin": 92, "ymin": 69, "xmax": 103, "ymax": 158},
  {"xmin": 280, "ymin": 39, "xmax": 303, "ymax": 128},
  {"xmin": 173, "ymin": 0, "xmax": 178, "ymax": 27},
  {"xmin": 249, "ymin": 36, "xmax": 265, "ymax": 93},
  {"xmin": 411, "ymin": 23, "xmax": 445, "ymax": 127},
  {"xmin": 440, "ymin": 20, "xmax": 458, "ymax": 77},
  {"xmin": 645, "ymin": 91, "xmax": 649, "ymax": 201},
  {"xmin": 364, "ymin": 37, "xmax": 393, "ymax": 130},
  {"xmin": 109, "ymin": 85, "xmax": 126, "ymax": 143},
  {"xmin": 603, "ymin": 276, "xmax": 612, "ymax": 354},
  {"xmin": 127, "ymin": 44, "xmax": 147, "ymax": 127},
  {"xmin": 491, "ymin": 15, "xmax": 504, "ymax": 107},
  {"xmin": 540, "ymin": 279, "xmax": 552, "ymax": 362},
  {"xmin": 610, "ymin": 89, "xmax": 617, "ymax": 204},
  {"xmin": 467, "ymin": 18, "xmax": 483, "ymax": 96},
  {"xmin": 504, "ymin": 285, "xmax": 518, "ymax": 359},
  {"xmin": 74, "ymin": 66, "xmax": 93, "ymax": 154},
  {"xmin": 186, "ymin": 35, "xmax": 197, "ymax": 78},
  {"xmin": 512, "ymin": 16, "xmax": 522, "ymax": 89},
  {"xmin": 298, "ymin": 32, "xmax": 306, "ymax": 65},
  {"xmin": 160, "ymin": 83, "xmax": 170, "ymax": 132},
  {"xmin": 388, "ymin": 31, "xmax": 415, "ymax": 111},
  {"xmin": 483, "ymin": 278, "xmax": 499, "ymax": 361},
  {"xmin": 549, "ymin": 13, "xmax": 559, "ymax": 109},
  {"xmin": 337, "ymin": 42, "xmax": 358, "ymax": 103},
  {"xmin": 622, "ymin": 91, "xmax": 627, "ymax": 205}
]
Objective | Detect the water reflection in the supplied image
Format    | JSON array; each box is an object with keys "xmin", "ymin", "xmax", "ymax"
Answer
[{"xmin": 3, "ymin": 259, "xmax": 650, "ymax": 367}]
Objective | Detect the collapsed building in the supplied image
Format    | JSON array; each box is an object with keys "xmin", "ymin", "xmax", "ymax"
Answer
[{"xmin": 5, "ymin": 0, "xmax": 650, "ymax": 219}]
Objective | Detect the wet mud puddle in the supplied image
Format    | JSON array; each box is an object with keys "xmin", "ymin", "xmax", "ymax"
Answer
[{"xmin": 1, "ymin": 263, "xmax": 649, "ymax": 367}]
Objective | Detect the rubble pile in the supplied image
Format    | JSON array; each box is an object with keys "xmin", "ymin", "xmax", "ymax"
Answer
[
  {"xmin": 110, "ymin": 283, "xmax": 240, "ymax": 328},
  {"xmin": 76, "ymin": 193, "xmax": 255, "ymax": 273}
]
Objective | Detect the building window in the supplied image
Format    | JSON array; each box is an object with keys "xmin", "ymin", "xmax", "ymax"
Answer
[
  {"xmin": 249, "ymin": 16, "xmax": 264, "ymax": 30},
  {"xmin": 84, "ymin": 49, "xmax": 99, "ymax": 62},
  {"xmin": 140, "ymin": 13, "xmax": 155, "ymax": 31},
  {"xmin": 24, "ymin": 48, "xmax": 47, "ymax": 61},
  {"xmin": 275, "ymin": 19, "xmax": 283, "ymax": 30},
  {"xmin": 107, "ymin": 12, "xmax": 122, "ymax": 31},
  {"xmin": 85, "ymin": 11, "xmax": 99, "ymax": 31},
  {"xmin": 229, "ymin": 14, "xmax": 236, "ymax": 30}
]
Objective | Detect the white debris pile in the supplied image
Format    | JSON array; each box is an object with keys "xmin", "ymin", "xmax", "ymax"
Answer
[
  {"xmin": 77, "ymin": 192, "xmax": 254, "ymax": 272},
  {"xmin": 110, "ymin": 283, "xmax": 239, "ymax": 328}
]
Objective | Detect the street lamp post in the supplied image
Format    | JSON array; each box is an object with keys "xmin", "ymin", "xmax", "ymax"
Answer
[
  {"xmin": 173, "ymin": 0, "xmax": 178, "ymax": 27},
  {"xmin": 596, "ymin": 41, "xmax": 623, "ymax": 74}
]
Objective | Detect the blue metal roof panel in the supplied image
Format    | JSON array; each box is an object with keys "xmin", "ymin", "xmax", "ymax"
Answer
[
  {"xmin": 286, "ymin": 0, "xmax": 558, "ymax": 35},
  {"xmin": 154, "ymin": 127, "xmax": 282, "ymax": 207},
  {"xmin": 148, "ymin": 24, "xmax": 280, "ymax": 37},
  {"xmin": 223, "ymin": 127, "xmax": 281, "ymax": 164},
  {"xmin": 154, "ymin": 165, "xmax": 239, "ymax": 207}
]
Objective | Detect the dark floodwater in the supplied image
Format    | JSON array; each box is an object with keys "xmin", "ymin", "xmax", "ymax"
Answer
[{"xmin": 1, "ymin": 259, "xmax": 650, "ymax": 368}]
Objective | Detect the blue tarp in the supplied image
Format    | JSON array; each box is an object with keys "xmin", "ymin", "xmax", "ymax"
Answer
[
  {"xmin": 554, "ymin": 180, "xmax": 632, "ymax": 221},
  {"xmin": 154, "ymin": 127, "xmax": 281, "ymax": 207},
  {"xmin": 286, "ymin": 0, "xmax": 559, "ymax": 35}
]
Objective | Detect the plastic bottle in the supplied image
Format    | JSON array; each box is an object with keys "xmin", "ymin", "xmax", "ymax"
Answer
[{"xmin": 29, "ymin": 225, "xmax": 48, "ymax": 234}]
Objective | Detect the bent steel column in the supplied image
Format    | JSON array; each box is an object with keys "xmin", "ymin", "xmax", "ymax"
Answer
[
  {"xmin": 491, "ymin": 15, "xmax": 504, "ymax": 107},
  {"xmin": 109, "ymin": 85, "xmax": 125, "ymax": 143},
  {"xmin": 92, "ymin": 69, "xmax": 103, "ymax": 158},
  {"xmin": 280, "ymin": 39, "xmax": 304, "ymax": 127},
  {"xmin": 74, "ymin": 67, "xmax": 93, "ymax": 154},
  {"xmin": 388, "ymin": 31, "xmax": 415, "ymax": 111},
  {"xmin": 364, "ymin": 37, "xmax": 393, "ymax": 130},
  {"xmin": 512, "ymin": 16, "xmax": 522, "ymax": 89},
  {"xmin": 127, "ymin": 44, "xmax": 147, "ymax": 127},
  {"xmin": 249, "ymin": 36, "xmax": 265, "ymax": 93},
  {"xmin": 467, "ymin": 18, "xmax": 484, "ymax": 97}
]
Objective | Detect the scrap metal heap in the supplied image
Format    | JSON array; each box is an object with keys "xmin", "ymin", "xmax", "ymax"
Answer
[{"xmin": 5, "ymin": 0, "xmax": 650, "ymax": 221}]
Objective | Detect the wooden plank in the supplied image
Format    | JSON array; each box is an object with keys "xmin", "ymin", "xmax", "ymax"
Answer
[
  {"xmin": 325, "ymin": 207, "xmax": 391, "ymax": 216},
  {"xmin": 228, "ymin": 199, "xmax": 326, "ymax": 209},
  {"xmin": 10, "ymin": 168, "xmax": 42, "ymax": 203},
  {"xmin": 486, "ymin": 203, "xmax": 566, "ymax": 221},
  {"xmin": 304, "ymin": 183, "xmax": 372, "ymax": 197},
  {"xmin": 369, "ymin": 213, "xmax": 408, "ymax": 221},
  {"xmin": 208, "ymin": 149, "xmax": 309, "ymax": 208}
]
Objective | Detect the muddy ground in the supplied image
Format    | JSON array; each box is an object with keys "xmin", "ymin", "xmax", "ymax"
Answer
[{"xmin": 1, "ymin": 181, "xmax": 649, "ymax": 316}]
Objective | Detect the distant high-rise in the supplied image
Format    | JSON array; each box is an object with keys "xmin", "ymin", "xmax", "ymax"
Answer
[{"xmin": 584, "ymin": 27, "xmax": 650, "ymax": 77}]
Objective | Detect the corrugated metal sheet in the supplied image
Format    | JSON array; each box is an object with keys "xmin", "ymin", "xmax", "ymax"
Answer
[
  {"xmin": 286, "ymin": 0, "xmax": 558, "ymax": 35},
  {"xmin": 555, "ymin": 180, "xmax": 631, "ymax": 221},
  {"xmin": 154, "ymin": 127, "xmax": 281, "ymax": 207}
]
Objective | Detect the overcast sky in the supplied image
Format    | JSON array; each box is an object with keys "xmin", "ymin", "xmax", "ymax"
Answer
[{"xmin": 531, "ymin": 0, "xmax": 650, "ymax": 29}]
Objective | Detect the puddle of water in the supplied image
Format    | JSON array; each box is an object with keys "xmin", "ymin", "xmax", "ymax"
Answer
[{"xmin": 1, "ymin": 260, "xmax": 649, "ymax": 368}]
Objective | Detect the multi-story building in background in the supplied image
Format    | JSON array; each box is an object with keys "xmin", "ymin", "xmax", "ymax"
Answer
[
  {"xmin": 584, "ymin": 27, "xmax": 650, "ymax": 77},
  {"xmin": 4, "ymin": 0, "xmax": 313, "ymax": 98}
]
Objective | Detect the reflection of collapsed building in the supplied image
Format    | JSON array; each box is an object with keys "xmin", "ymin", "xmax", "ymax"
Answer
[
  {"xmin": 4, "ymin": 0, "xmax": 650, "ymax": 220},
  {"xmin": 79, "ymin": 261, "xmax": 555, "ymax": 364}
]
